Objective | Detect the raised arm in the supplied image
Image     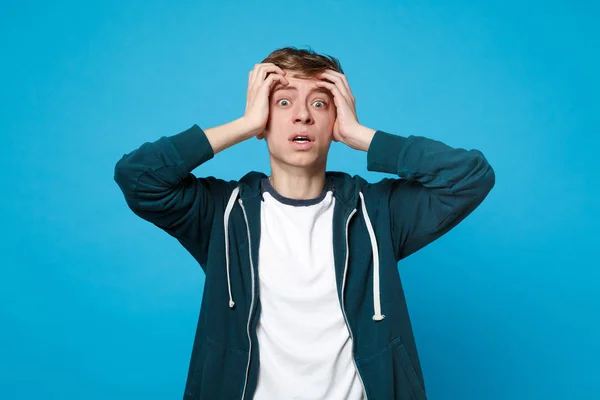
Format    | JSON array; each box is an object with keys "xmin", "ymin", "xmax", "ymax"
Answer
[
  {"xmin": 113, "ymin": 119, "xmax": 247, "ymax": 266},
  {"xmin": 113, "ymin": 63, "xmax": 290, "ymax": 266},
  {"xmin": 312, "ymin": 69, "xmax": 495, "ymax": 262},
  {"xmin": 367, "ymin": 130, "xmax": 495, "ymax": 261}
]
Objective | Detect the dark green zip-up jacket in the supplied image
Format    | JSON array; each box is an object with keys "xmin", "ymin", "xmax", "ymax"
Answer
[{"xmin": 114, "ymin": 124, "xmax": 495, "ymax": 400}]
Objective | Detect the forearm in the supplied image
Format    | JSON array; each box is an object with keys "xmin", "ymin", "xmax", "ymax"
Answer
[
  {"xmin": 114, "ymin": 124, "xmax": 223, "ymax": 264},
  {"xmin": 115, "ymin": 117, "xmax": 256, "ymax": 197},
  {"xmin": 114, "ymin": 124, "xmax": 214, "ymax": 199},
  {"xmin": 340, "ymin": 124, "xmax": 377, "ymax": 152},
  {"xmin": 367, "ymin": 130, "xmax": 494, "ymax": 194},
  {"xmin": 205, "ymin": 117, "xmax": 259, "ymax": 155},
  {"xmin": 368, "ymin": 130, "xmax": 495, "ymax": 260}
]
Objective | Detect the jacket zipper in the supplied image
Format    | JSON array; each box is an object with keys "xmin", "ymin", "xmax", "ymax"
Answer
[
  {"xmin": 238, "ymin": 199, "xmax": 255, "ymax": 400},
  {"xmin": 237, "ymin": 202, "xmax": 368, "ymax": 399},
  {"xmin": 340, "ymin": 208, "xmax": 369, "ymax": 400}
]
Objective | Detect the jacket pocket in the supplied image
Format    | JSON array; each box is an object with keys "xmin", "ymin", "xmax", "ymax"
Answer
[
  {"xmin": 395, "ymin": 343, "xmax": 426, "ymax": 399},
  {"xmin": 186, "ymin": 336, "xmax": 248, "ymax": 400},
  {"xmin": 356, "ymin": 337, "xmax": 427, "ymax": 400}
]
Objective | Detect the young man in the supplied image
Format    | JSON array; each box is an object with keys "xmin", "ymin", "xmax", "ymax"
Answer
[{"xmin": 114, "ymin": 47, "xmax": 495, "ymax": 400}]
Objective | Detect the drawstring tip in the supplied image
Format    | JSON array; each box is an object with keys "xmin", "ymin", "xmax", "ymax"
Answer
[
  {"xmin": 229, "ymin": 300, "xmax": 236, "ymax": 308},
  {"xmin": 372, "ymin": 314, "xmax": 385, "ymax": 322}
]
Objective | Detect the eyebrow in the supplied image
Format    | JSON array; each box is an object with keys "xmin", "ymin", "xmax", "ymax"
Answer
[{"xmin": 272, "ymin": 85, "xmax": 331, "ymax": 97}]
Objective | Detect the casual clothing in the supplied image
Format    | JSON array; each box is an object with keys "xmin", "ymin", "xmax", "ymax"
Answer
[
  {"xmin": 253, "ymin": 178, "xmax": 363, "ymax": 399},
  {"xmin": 114, "ymin": 124, "xmax": 495, "ymax": 399}
]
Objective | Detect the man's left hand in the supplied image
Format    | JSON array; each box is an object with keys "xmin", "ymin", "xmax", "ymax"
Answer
[{"xmin": 315, "ymin": 69, "xmax": 376, "ymax": 151}]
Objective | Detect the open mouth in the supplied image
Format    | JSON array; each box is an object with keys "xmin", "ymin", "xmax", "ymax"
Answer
[
  {"xmin": 289, "ymin": 133, "xmax": 314, "ymax": 148},
  {"xmin": 292, "ymin": 136, "xmax": 311, "ymax": 143}
]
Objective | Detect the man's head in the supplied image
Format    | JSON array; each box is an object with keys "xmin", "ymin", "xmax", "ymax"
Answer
[{"xmin": 258, "ymin": 46, "xmax": 343, "ymax": 173}]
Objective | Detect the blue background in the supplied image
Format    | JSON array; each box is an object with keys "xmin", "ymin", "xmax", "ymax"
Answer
[{"xmin": 2, "ymin": 1, "xmax": 598, "ymax": 399}]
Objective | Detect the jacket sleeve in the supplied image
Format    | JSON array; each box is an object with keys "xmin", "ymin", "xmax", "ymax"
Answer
[
  {"xmin": 113, "ymin": 124, "xmax": 225, "ymax": 267},
  {"xmin": 367, "ymin": 130, "xmax": 495, "ymax": 261}
]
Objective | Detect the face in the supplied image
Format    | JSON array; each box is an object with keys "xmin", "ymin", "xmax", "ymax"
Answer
[{"xmin": 260, "ymin": 70, "xmax": 336, "ymax": 172}]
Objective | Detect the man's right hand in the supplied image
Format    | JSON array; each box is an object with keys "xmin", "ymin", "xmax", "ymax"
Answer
[
  {"xmin": 243, "ymin": 63, "xmax": 289, "ymax": 138},
  {"xmin": 204, "ymin": 63, "xmax": 288, "ymax": 155}
]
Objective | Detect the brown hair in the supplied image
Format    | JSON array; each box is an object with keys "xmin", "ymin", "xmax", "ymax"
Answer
[{"xmin": 261, "ymin": 46, "xmax": 343, "ymax": 78}]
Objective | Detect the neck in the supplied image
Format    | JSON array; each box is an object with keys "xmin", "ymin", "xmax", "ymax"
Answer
[{"xmin": 269, "ymin": 162, "xmax": 326, "ymax": 200}]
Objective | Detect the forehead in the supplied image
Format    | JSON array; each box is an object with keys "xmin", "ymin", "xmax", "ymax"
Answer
[
  {"xmin": 272, "ymin": 72, "xmax": 330, "ymax": 95},
  {"xmin": 285, "ymin": 71, "xmax": 318, "ymax": 84}
]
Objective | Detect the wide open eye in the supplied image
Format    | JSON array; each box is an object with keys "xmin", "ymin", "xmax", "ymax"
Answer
[
  {"xmin": 277, "ymin": 99, "xmax": 290, "ymax": 106},
  {"xmin": 313, "ymin": 101, "xmax": 327, "ymax": 108}
]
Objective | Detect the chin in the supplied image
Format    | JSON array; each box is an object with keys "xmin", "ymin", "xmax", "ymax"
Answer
[
  {"xmin": 297, "ymin": 154, "xmax": 331, "ymax": 168},
  {"xmin": 273, "ymin": 151, "xmax": 327, "ymax": 170}
]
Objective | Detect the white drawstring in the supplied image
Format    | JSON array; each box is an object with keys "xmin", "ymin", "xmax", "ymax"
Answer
[
  {"xmin": 359, "ymin": 192, "xmax": 385, "ymax": 322},
  {"xmin": 223, "ymin": 187, "xmax": 383, "ymax": 323},
  {"xmin": 224, "ymin": 187, "xmax": 240, "ymax": 308}
]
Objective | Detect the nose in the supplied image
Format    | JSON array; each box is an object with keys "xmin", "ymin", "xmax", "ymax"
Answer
[{"xmin": 293, "ymin": 103, "xmax": 313, "ymax": 124}]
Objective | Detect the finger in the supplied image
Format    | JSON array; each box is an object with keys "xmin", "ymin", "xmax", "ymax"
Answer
[
  {"xmin": 254, "ymin": 63, "xmax": 286, "ymax": 84},
  {"xmin": 318, "ymin": 71, "xmax": 355, "ymax": 108},
  {"xmin": 314, "ymin": 80, "xmax": 351, "ymax": 111},
  {"xmin": 260, "ymin": 73, "xmax": 289, "ymax": 95},
  {"xmin": 250, "ymin": 63, "xmax": 279, "ymax": 82},
  {"xmin": 335, "ymin": 73, "xmax": 356, "ymax": 113},
  {"xmin": 247, "ymin": 74, "xmax": 287, "ymax": 113},
  {"xmin": 320, "ymin": 69, "xmax": 353, "ymax": 98},
  {"xmin": 322, "ymin": 70, "xmax": 354, "ymax": 105},
  {"xmin": 316, "ymin": 77, "xmax": 355, "ymax": 115},
  {"xmin": 250, "ymin": 65, "xmax": 286, "ymax": 95},
  {"xmin": 246, "ymin": 70, "xmax": 254, "ymax": 109}
]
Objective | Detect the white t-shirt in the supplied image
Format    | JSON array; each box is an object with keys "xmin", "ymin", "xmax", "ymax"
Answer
[{"xmin": 253, "ymin": 178, "xmax": 365, "ymax": 400}]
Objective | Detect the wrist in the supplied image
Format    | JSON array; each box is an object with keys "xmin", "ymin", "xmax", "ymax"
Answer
[
  {"xmin": 238, "ymin": 116, "xmax": 265, "ymax": 139},
  {"xmin": 343, "ymin": 124, "xmax": 376, "ymax": 152},
  {"xmin": 205, "ymin": 117, "xmax": 258, "ymax": 155}
]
